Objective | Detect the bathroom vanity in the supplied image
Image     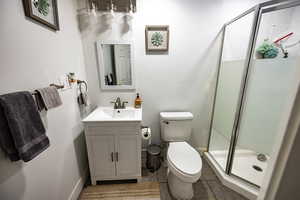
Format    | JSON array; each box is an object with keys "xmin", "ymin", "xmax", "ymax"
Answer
[{"xmin": 82, "ymin": 107, "xmax": 142, "ymax": 185}]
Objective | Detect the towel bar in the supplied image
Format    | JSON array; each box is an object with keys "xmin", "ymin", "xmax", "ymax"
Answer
[
  {"xmin": 31, "ymin": 84, "xmax": 64, "ymax": 95},
  {"xmin": 49, "ymin": 84, "xmax": 64, "ymax": 89}
]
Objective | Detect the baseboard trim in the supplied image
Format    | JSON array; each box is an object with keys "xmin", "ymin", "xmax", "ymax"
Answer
[{"xmin": 68, "ymin": 168, "xmax": 89, "ymax": 200}]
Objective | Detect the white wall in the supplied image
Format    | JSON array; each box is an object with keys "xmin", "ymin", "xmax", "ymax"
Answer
[
  {"xmin": 0, "ymin": 0, "xmax": 88, "ymax": 200},
  {"xmin": 79, "ymin": 0, "xmax": 266, "ymax": 149}
]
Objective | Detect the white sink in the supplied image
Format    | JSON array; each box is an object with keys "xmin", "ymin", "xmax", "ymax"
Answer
[{"xmin": 82, "ymin": 107, "xmax": 142, "ymax": 122}]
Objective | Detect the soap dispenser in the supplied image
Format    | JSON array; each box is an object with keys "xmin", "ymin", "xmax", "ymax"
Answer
[{"xmin": 134, "ymin": 93, "xmax": 142, "ymax": 108}]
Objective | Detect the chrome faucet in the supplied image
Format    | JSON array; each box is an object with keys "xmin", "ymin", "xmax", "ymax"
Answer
[{"xmin": 111, "ymin": 97, "xmax": 128, "ymax": 109}]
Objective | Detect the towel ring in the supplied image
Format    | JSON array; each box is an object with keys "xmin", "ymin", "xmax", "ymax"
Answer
[{"xmin": 78, "ymin": 80, "xmax": 88, "ymax": 93}]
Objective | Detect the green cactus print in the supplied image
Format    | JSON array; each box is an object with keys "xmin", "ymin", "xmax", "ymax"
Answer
[
  {"xmin": 151, "ymin": 32, "xmax": 164, "ymax": 47},
  {"xmin": 33, "ymin": 0, "xmax": 50, "ymax": 16}
]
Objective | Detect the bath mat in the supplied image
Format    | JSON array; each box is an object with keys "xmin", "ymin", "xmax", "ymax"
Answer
[{"xmin": 79, "ymin": 181, "xmax": 160, "ymax": 200}]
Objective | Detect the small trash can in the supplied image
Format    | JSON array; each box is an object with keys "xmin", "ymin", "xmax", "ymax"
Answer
[{"xmin": 146, "ymin": 144, "xmax": 161, "ymax": 172}]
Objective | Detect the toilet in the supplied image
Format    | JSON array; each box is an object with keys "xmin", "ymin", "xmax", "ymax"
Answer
[{"xmin": 160, "ymin": 112, "xmax": 202, "ymax": 200}]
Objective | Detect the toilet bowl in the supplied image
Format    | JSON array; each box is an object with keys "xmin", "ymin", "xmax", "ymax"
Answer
[
  {"xmin": 167, "ymin": 141, "xmax": 202, "ymax": 200},
  {"xmin": 160, "ymin": 112, "xmax": 202, "ymax": 199}
]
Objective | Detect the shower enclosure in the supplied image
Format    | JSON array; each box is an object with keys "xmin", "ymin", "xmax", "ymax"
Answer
[{"xmin": 206, "ymin": 0, "xmax": 300, "ymax": 198}]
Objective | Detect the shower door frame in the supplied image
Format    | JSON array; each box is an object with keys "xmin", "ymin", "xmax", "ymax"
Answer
[{"xmin": 207, "ymin": 0, "xmax": 300, "ymax": 188}]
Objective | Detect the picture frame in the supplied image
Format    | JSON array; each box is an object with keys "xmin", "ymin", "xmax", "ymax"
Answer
[
  {"xmin": 23, "ymin": 0, "xmax": 60, "ymax": 31},
  {"xmin": 145, "ymin": 26, "xmax": 169, "ymax": 51}
]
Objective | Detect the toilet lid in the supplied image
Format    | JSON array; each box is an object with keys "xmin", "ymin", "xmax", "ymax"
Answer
[{"xmin": 168, "ymin": 142, "xmax": 202, "ymax": 175}]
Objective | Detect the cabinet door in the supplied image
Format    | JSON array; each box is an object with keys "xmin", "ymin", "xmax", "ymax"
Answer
[
  {"xmin": 90, "ymin": 135, "xmax": 116, "ymax": 178},
  {"xmin": 115, "ymin": 135, "xmax": 140, "ymax": 177}
]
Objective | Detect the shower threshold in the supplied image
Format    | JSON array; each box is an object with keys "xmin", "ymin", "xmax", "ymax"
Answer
[{"xmin": 204, "ymin": 152, "xmax": 260, "ymax": 200}]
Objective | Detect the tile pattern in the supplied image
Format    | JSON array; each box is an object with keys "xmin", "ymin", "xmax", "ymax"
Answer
[{"xmin": 141, "ymin": 157, "xmax": 249, "ymax": 200}]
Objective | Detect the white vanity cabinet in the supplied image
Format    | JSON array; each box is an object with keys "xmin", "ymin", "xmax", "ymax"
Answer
[{"xmin": 84, "ymin": 122, "xmax": 142, "ymax": 185}]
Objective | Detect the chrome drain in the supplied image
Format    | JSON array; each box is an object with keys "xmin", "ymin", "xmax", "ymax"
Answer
[
  {"xmin": 253, "ymin": 165, "xmax": 263, "ymax": 172},
  {"xmin": 257, "ymin": 154, "xmax": 267, "ymax": 162}
]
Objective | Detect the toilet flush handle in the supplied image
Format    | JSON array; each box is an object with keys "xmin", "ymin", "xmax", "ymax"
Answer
[{"xmin": 163, "ymin": 121, "xmax": 169, "ymax": 124}]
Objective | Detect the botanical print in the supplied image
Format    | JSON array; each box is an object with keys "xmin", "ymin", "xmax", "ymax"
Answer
[
  {"xmin": 33, "ymin": 0, "xmax": 50, "ymax": 16},
  {"xmin": 145, "ymin": 26, "xmax": 169, "ymax": 51},
  {"xmin": 23, "ymin": 0, "xmax": 59, "ymax": 30},
  {"xmin": 31, "ymin": 0, "xmax": 55, "ymax": 25},
  {"xmin": 147, "ymin": 30, "xmax": 168, "ymax": 50},
  {"xmin": 151, "ymin": 32, "xmax": 164, "ymax": 47}
]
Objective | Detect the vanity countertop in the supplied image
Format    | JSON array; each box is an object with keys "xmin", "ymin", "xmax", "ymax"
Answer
[{"xmin": 82, "ymin": 107, "xmax": 142, "ymax": 122}]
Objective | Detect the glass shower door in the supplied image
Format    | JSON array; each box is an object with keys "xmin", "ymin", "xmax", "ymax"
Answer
[
  {"xmin": 208, "ymin": 11, "xmax": 256, "ymax": 171},
  {"xmin": 231, "ymin": 3, "xmax": 300, "ymax": 187}
]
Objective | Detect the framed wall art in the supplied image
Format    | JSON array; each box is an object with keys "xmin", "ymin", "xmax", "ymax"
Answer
[
  {"xmin": 145, "ymin": 26, "xmax": 169, "ymax": 51},
  {"xmin": 23, "ymin": 0, "xmax": 60, "ymax": 31}
]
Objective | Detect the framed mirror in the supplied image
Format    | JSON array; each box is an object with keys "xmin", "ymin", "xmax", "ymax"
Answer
[{"xmin": 96, "ymin": 41, "xmax": 135, "ymax": 90}]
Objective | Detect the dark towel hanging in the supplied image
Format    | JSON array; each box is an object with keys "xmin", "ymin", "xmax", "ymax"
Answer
[{"xmin": 0, "ymin": 91, "xmax": 49, "ymax": 162}]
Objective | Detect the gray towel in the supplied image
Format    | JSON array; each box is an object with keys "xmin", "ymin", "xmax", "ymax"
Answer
[
  {"xmin": 0, "ymin": 91, "xmax": 49, "ymax": 162},
  {"xmin": 35, "ymin": 86, "xmax": 62, "ymax": 111}
]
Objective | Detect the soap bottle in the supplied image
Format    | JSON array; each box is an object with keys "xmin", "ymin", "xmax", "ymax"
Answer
[{"xmin": 134, "ymin": 93, "xmax": 142, "ymax": 108}]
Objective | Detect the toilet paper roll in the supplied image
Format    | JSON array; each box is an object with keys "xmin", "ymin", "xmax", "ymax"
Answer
[{"xmin": 141, "ymin": 127, "xmax": 152, "ymax": 145}]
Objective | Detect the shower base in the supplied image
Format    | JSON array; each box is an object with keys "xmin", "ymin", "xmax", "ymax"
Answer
[
  {"xmin": 210, "ymin": 149, "xmax": 268, "ymax": 186},
  {"xmin": 204, "ymin": 152, "xmax": 260, "ymax": 200}
]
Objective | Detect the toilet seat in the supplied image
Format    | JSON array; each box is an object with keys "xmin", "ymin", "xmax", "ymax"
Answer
[{"xmin": 167, "ymin": 142, "xmax": 202, "ymax": 183}]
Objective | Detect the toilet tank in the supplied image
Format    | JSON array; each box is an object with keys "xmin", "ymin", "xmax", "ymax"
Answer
[{"xmin": 160, "ymin": 112, "xmax": 193, "ymax": 142}]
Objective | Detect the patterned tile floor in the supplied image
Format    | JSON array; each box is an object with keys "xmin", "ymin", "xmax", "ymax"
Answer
[{"xmin": 141, "ymin": 157, "xmax": 249, "ymax": 200}]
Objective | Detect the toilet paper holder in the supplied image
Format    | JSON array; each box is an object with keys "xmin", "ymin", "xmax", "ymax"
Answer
[
  {"xmin": 141, "ymin": 126, "xmax": 151, "ymax": 145},
  {"xmin": 141, "ymin": 126, "xmax": 151, "ymax": 137}
]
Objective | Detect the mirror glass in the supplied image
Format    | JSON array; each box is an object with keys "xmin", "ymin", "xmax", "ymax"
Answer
[{"xmin": 101, "ymin": 44, "xmax": 132, "ymax": 86}]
